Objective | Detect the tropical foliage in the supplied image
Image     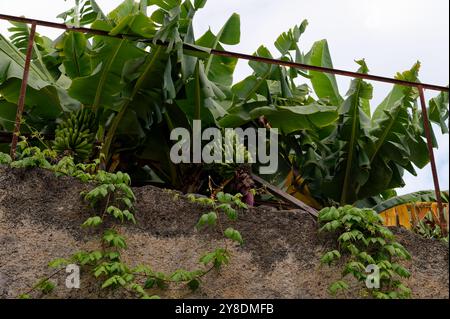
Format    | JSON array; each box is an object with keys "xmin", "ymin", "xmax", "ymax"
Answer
[
  {"xmin": 1, "ymin": 0, "xmax": 449, "ymax": 301},
  {"xmin": 0, "ymin": 0, "xmax": 448, "ymax": 207}
]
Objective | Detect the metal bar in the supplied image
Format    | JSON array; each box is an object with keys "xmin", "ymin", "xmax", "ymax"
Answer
[
  {"xmin": 0, "ymin": 13, "xmax": 448, "ymax": 93},
  {"xmin": 417, "ymin": 85, "xmax": 447, "ymax": 236},
  {"xmin": 210, "ymin": 49, "xmax": 449, "ymax": 92},
  {"xmin": 9, "ymin": 21, "xmax": 36, "ymax": 160},
  {"xmin": 252, "ymin": 174, "xmax": 318, "ymax": 218}
]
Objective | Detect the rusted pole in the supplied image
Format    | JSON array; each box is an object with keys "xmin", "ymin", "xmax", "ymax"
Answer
[
  {"xmin": 210, "ymin": 49, "xmax": 449, "ymax": 93},
  {"xmin": 252, "ymin": 174, "xmax": 318, "ymax": 218},
  {"xmin": 9, "ymin": 22, "xmax": 37, "ymax": 160},
  {"xmin": 417, "ymin": 85, "xmax": 447, "ymax": 235}
]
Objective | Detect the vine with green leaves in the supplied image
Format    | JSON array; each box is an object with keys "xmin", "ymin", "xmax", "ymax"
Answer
[
  {"xmin": 1, "ymin": 138, "xmax": 246, "ymax": 299},
  {"xmin": 318, "ymin": 206, "xmax": 412, "ymax": 299}
]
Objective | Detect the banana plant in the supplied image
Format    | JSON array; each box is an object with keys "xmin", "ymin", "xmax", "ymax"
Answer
[
  {"xmin": 302, "ymin": 61, "xmax": 449, "ymax": 206},
  {"xmin": 217, "ymin": 22, "xmax": 448, "ymax": 207},
  {"xmin": 216, "ymin": 25, "xmax": 342, "ymax": 203},
  {"xmin": 0, "ymin": 0, "xmax": 448, "ymax": 203}
]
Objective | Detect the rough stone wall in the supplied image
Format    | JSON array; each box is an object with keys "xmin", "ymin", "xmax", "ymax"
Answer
[{"xmin": 0, "ymin": 167, "xmax": 448, "ymax": 299}]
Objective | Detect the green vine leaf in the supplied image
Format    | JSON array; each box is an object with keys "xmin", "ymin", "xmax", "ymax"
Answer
[
  {"xmin": 187, "ymin": 279, "xmax": 200, "ymax": 291},
  {"xmin": 320, "ymin": 250, "xmax": 341, "ymax": 265},
  {"xmin": 82, "ymin": 216, "xmax": 103, "ymax": 228},
  {"xmin": 103, "ymin": 230, "xmax": 127, "ymax": 249},
  {"xmin": 224, "ymin": 227, "xmax": 243, "ymax": 245},
  {"xmin": 0, "ymin": 152, "xmax": 12, "ymax": 165},
  {"xmin": 328, "ymin": 280, "xmax": 349, "ymax": 296},
  {"xmin": 196, "ymin": 211, "xmax": 217, "ymax": 229},
  {"xmin": 34, "ymin": 279, "xmax": 56, "ymax": 294},
  {"xmin": 144, "ymin": 278, "xmax": 156, "ymax": 289},
  {"xmin": 48, "ymin": 258, "xmax": 69, "ymax": 268}
]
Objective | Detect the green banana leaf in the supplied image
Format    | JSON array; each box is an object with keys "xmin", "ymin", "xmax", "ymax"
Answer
[
  {"xmin": 196, "ymin": 13, "xmax": 240, "ymax": 90},
  {"xmin": 248, "ymin": 103, "xmax": 338, "ymax": 134},
  {"xmin": 7, "ymin": 21, "xmax": 55, "ymax": 81},
  {"xmin": 306, "ymin": 40, "xmax": 343, "ymax": 106},
  {"xmin": 429, "ymin": 91, "xmax": 449, "ymax": 134},
  {"xmin": 62, "ymin": 32, "xmax": 93, "ymax": 79},
  {"xmin": 231, "ymin": 75, "xmax": 271, "ymax": 103},
  {"xmin": 248, "ymin": 45, "xmax": 276, "ymax": 79},
  {"xmin": 0, "ymin": 99, "xmax": 17, "ymax": 131},
  {"xmin": 177, "ymin": 61, "xmax": 227, "ymax": 126},
  {"xmin": 68, "ymin": 35, "xmax": 144, "ymax": 112},
  {"xmin": 0, "ymin": 34, "xmax": 79, "ymax": 120},
  {"xmin": 321, "ymin": 60, "xmax": 373, "ymax": 205},
  {"xmin": 274, "ymin": 20, "xmax": 308, "ymax": 56}
]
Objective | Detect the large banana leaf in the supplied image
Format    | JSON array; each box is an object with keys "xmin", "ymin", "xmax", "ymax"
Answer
[
  {"xmin": 232, "ymin": 73, "xmax": 272, "ymax": 103},
  {"xmin": 196, "ymin": 13, "xmax": 240, "ymax": 91},
  {"xmin": 228, "ymin": 23, "xmax": 309, "ymax": 109},
  {"xmin": 248, "ymin": 45, "xmax": 277, "ymax": 80},
  {"xmin": 321, "ymin": 60, "xmax": 373, "ymax": 205},
  {"xmin": 176, "ymin": 61, "xmax": 227, "ymax": 126},
  {"xmin": 305, "ymin": 40, "xmax": 343, "ymax": 106},
  {"xmin": 61, "ymin": 32, "xmax": 93, "ymax": 79},
  {"xmin": 100, "ymin": 43, "xmax": 170, "ymax": 158},
  {"xmin": 0, "ymin": 34, "xmax": 53, "ymax": 89},
  {"xmin": 99, "ymin": 0, "xmax": 208, "ymax": 161},
  {"xmin": 220, "ymin": 81, "xmax": 338, "ymax": 132},
  {"xmin": 68, "ymin": 35, "xmax": 144, "ymax": 111},
  {"xmin": 0, "ymin": 34, "xmax": 79, "ymax": 120},
  {"xmin": 66, "ymin": 1, "xmax": 162, "ymax": 112},
  {"xmin": 372, "ymin": 190, "xmax": 450, "ymax": 214},
  {"xmin": 248, "ymin": 103, "xmax": 338, "ymax": 134},
  {"xmin": 274, "ymin": 20, "xmax": 308, "ymax": 56},
  {"xmin": 0, "ymin": 99, "xmax": 17, "ymax": 131},
  {"xmin": 429, "ymin": 91, "xmax": 449, "ymax": 134},
  {"xmin": 7, "ymin": 21, "xmax": 55, "ymax": 82}
]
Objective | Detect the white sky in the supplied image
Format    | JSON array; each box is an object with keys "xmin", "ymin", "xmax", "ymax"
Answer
[{"xmin": 0, "ymin": 0, "xmax": 449, "ymax": 195}]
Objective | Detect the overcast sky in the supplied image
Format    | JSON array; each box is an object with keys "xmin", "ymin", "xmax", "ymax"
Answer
[{"xmin": 0, "ymin": 0, "xmax": 448, "ymax": 194}]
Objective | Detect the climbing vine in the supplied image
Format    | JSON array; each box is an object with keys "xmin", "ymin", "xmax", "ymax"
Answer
[
  {"xmin": 0, "ymin": 138, "xmax": 247, "ymax": 299},
  {"xmin": 318, "ymin": 206, "xmax": 412, "ymax": 299}
]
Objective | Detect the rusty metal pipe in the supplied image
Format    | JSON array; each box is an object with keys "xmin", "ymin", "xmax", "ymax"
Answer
[
  {"xmin": 210, "ymin": 49, "xmax": 449, "ymax": 92},
  {"xmin": 0, "ymin": 13, "xmax": 448, "ymax": 93},
  {"xmin": 418, "ymin": 85, "xmax": 447, "ymax": 235},
  {"xmin": 9, "ymin": 21, "xmax": 36, "ymax": 160}
]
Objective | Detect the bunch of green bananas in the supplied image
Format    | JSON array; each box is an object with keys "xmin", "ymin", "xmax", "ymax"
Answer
[
  {"xmin": 204, "ymin": 130, "xmax": 255, "ymax": 205},
  {"xmin": 53, "ymin": 108, "xmax": 97, "ymax": 162},
  {"xmin": 205, "ymin": 130, "xmax": 253, "ymax": 178}
]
